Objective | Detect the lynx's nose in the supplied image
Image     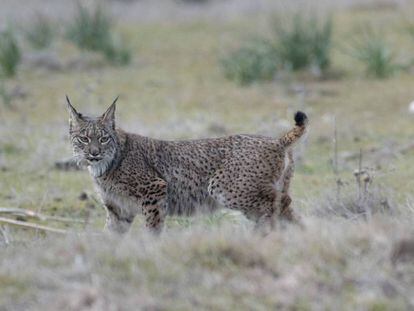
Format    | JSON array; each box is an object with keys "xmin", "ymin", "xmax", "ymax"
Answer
[{"xmin": 89, "ymin": 148, "xmax": 100, "ymax": 157}]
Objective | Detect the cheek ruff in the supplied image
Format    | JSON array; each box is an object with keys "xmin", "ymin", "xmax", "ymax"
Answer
[
  {"xmin": 87, "ymin": 147, "xmax": 117, "ymax": 177},
  {"xmin": 88, "ymin": 156, "xmax": 113, "ymax": 177}
]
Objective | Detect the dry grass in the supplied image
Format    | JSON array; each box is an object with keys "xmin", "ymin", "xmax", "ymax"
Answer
[{"xmin": 1, "ymin": 211, "xmax": 414, "ymax": 310}]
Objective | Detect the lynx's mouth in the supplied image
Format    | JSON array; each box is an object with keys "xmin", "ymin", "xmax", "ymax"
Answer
[{"xmin": 87, "ymin": 156, "xmax": 103, "ymax": 163}]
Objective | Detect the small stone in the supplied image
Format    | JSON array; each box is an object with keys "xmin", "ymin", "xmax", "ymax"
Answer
[
  {"xmin": 78, "ymin": 192, "xmax": 88, "ymax": 201},
  {"xmin": 391, "ymin": 238, "xmax": 414, "ymax": 264}
]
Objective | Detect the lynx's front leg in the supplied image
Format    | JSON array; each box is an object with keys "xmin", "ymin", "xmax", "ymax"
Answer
[
  {"xmin": 141, "ymin": 178, "xmax": 167, "ymax": 234},
  {"xmin": 104, "ymin": 203, "xmax": 135, "ymax": 234}
]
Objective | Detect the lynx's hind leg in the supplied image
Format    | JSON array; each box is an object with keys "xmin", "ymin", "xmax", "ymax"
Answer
[
  {"xmin": 277, "ymin": 149, "xmax": 302, "ymax": 225},
  {"xmin": 209, "ymin": 168, "xmax": 279, "ymax": 232}
]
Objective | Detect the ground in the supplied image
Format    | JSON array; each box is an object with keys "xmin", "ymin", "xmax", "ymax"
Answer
[{"xmin": 0, "ymin": 0, "xmax": 414, "ymax": 310}]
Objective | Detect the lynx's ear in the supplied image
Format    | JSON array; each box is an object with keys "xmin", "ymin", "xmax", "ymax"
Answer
[
  {"xmin": 66, "ymin": 95, "xmax": 83, "ymax": 130},
  {"xmin": 101, "ymin": 96, "xmax": 118, "ymax": 129}
]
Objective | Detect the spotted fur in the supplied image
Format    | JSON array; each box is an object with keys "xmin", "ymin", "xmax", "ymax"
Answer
[{"xmin": 67, "ymin": 96, "xmax": 308, "ymax": 234}]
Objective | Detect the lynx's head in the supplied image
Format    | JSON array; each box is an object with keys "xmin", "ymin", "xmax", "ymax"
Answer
[{"xmin": 66, "ymin": 96, "xmax": 119, "ymax": 177}]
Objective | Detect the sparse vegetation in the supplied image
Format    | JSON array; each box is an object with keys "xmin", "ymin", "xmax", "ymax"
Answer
[
  {"xmin": 349, "ymin": 25, "xmax": 399, "ymax": 78},
  {"xmin": 66, "ymin": 4, "xmax": 112, "ymax": 52},
  {"xmin": 220, "ymin": 39, "xmax": 277, "ymax": 85},
  {"xmin": 311, "ymin": 17, "xmax": 333, "ymax": 72},
  {"xmin": 1, "ymin": 211, "xmax": 413, "ymax": 309},
  {"xmin": 0, "ymin": 81, "xmax": 11, "ymax": 107},
  {"xmin": 0, "ymin": 28, "xmax": 21, "ymax": 78},
  {"xmin": 405, "ymin": 18, "xmax": 414, "ymax": 39},
  {"xmin": 102, "ymin": 34, "xmax": 132, "ymax": 66},
  {"xmin": 272, "ymin": 12, "xmax": 333, "ymax": 73},
  {"xmin": 25, "ymin": 14, "xmax": 55, "ymax": 50},
  {"xmin": 66, "ymin": 3, "xmax": 131, "ymax": 65},
  {"xmin": 222, "ymin": 11, "xmax": 333, "ymax": 84}
]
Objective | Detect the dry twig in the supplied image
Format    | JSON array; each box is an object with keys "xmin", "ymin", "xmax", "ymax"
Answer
[
  {"xmin": 0, "ymin": 207, "xmax": 85, "ymax": 223},
  {"xmin": 0, "ymin": 217, "xmax": 68, "ymax": 234}
]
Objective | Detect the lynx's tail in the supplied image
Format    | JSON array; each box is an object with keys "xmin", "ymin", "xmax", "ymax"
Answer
[{"xmin": 279, "ymin": 111, "xmax": 308, "ymax": 148}]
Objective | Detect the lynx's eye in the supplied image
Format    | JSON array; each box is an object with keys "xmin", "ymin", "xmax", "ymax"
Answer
[
  {"xmin": 99, "ymin": 136, "xmax": 110, "ymax": 144},
  {"xmin": 77, "ymin": 136, "xmax": 90, "ymax": 144}
]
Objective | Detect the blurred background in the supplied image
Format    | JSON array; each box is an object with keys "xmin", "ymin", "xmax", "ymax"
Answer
[
  {"xmin": 1, "ymin": 0, "xmax": 414, "ymax": 217},
  {"xmin": 1, "ymin": 0, "xmax": 414, "ymax": 309}
]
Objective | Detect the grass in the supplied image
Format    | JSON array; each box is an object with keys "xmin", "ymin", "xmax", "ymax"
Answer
[
  {"xmin": 273, "ymin": 12, "xmax": 333, "ymax": 73},
  {"xmin": 66, "ymin": 3, "xmax": 112, "ymax": 52},
  {"xmin": 66, "ymin": 3, "xmax": 131, "ymax": 65},
  {"xmin": 0, "ymin": 27, "xmax": 21, "ymax": 78},
  {"xmin": 25, "ymin": 14, "xmax": 55, "ymax": 50},
  {"xmin": 0, "ymin": 213, "xmax": 413, "ymax": 309},
  {"xmin": 349, "ymin": 24, "xmax": 400, "ymax": 78},
  {"xmin": 221, "ymin": 10, "xmax": 333, "ymax": 84},
  {"xmin": 1, "ymin": 1, "xmax": 414, "ymax": 309},
  {"xmin": 0, "ymin": 80, "xmax": 11, "ymax": 106},
  {"xmin": 220, "ymin": 38, "xmax": 277, "ymax": 85}
]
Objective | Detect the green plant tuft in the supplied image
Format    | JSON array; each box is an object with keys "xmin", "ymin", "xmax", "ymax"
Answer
[
  {"xmin": 25, "ymin": 15, "xmax": 55, "ymax": 49},
  {"xmin": 0, "ymin": 28, "xmax": 21, "ymax": 78},
  {"xmin": 0, "ymin": 81, "xmax": 11, "ymax": 106},
  {"xmin": 66, "ymin": 3, "xmax": 131, "ymax": 66},
  {"xmin": 221, "ymin": 11, "xmax": 334, "ymax": 85},
  {"xmin": 349, "ymin": 25, "xmax": 398, "ymax": 79},
  {"xmin": 220, "ymin": 39, "xmax": 278, "ymax": 85},
  {"xmin": 273, "ymin": 12, "xmax": 333, "ymax": 72},
  {"xmin": 66, "ymin": 4, "xmax": 112, "ymax": 52},
  {"xmin": 102, "ymin": 35, "xmax": 132, "ymax": 66},
  {"xmin": 311, "ymin": 17, "xmax": 333, "ymax": 72}
]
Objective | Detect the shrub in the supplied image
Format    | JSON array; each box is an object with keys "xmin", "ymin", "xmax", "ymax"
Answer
[
  {"xmin": 0, "ymin": 80, "xmax": 11, "ymax": 106},
  {"xmin": 102, "ymin": 35, "xmax": 131, "ymax": 66},
  {"xmin": 25, "ymin": 15, "xmax": 55, "ymax": 49},
  {"xmin": 273, "ymin": 12, "xmax": 333, "ymax": 72},
  {"xmin": 66, "ymin": 4, "xmax": 112, "ymax": 52},
  {"xmin": 273, "ymin": 14, "xmax": 312, "ymax": 71},
  {"xmin": 221, "ymin": 39, "xmax": 278, "ymax": 85},
  {"xmin": 405, "ymin": 19, "xmax": 414, "ymax": 38},
  {"xmin": 349, "ymin": 25, "xmax": 398, "ymax": 78},
  {"xmin": 0, "ymin": 28, "xmax": 21, "ymax": 78},
  {"xmin": 222, "ymin": 12, "xmax": 334, "ymax": 84},
  {"xmin": 310, "ymin": 17, "xmax": 333, "ymax": 72},
  {"xmin": 66, "ymin": 3, "xmax": 131, "ymax": 65}
]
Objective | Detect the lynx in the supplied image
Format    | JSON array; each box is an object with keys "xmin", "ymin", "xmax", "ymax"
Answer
[{"xmin": 66, "ymin": 96, "xmax": 308, "ymax": 234}]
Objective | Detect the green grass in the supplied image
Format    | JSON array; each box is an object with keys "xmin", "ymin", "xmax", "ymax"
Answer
[
  {"xmin": 0, "ymin": 27, "xmax": 21, "ymax": 78},
  {"xmin": 220, "ymin": 11, "xmax": 333, "ymax": 84},
  {"xmin": 66, "ymin": 3, "xmax": 131, "ymax": 65},
  {"xmin": 0, "ymin": 80, "xmax": 11, "ymax": 106},
  {"xmin": 349, "ymin": 24, "xmax": 400, "ymax": 78},
  {"xmin": 25, "ymin": 14, "xmax": 55, "ymax": 50},
  {"xmin": 220, "ymin": 38, "xmax": 278, "ymax": 85},
  {"xmin": 273, "ymin": 12, "xmax": 333, "ymax": 72}
]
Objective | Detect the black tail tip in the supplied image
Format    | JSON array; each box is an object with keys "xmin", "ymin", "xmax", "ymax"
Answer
[{"xmin": 294, "ymin": 111, "xmax": 308, "ymax": 126}]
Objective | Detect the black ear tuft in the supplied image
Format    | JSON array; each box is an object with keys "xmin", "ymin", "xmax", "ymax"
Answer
[
  {"xmin": 294, "ymin": 111, "xmax": 308, "ymax": 126},
  {"xmin": 66, "ymin": 95, "xmax": 83, "ymax": 125},
  {"xmin": 100, "ymin": 96, "xmax": 118, "ymax": 129}
]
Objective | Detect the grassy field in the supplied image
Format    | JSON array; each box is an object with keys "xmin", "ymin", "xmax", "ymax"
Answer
[{"xmin": 1, "ymin": 0, "xmax": 414, "ymax": 310}]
